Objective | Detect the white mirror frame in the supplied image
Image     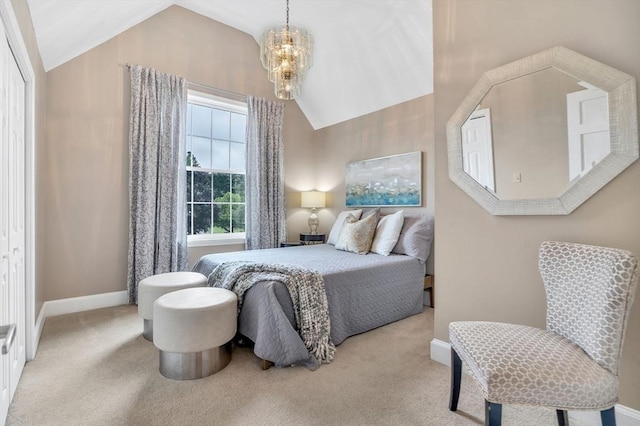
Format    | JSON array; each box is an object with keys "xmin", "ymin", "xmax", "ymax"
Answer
[{"xmin": 447, "ymin": 46, "xmax": 638, "ymax": 215}]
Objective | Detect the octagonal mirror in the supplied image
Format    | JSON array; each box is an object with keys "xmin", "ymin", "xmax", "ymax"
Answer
[{"xmin": 447, "ymin": 46, "xmax": 638, "ymax": 215}]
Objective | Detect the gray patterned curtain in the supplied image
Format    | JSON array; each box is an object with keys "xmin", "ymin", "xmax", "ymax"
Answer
[
  {"xmin": 127, "ymin": 65, "xmax": 188, "ymax": 304},
  {"xmin": 245, "ymin": 96, "xmax": 286, "ymax": 250}
]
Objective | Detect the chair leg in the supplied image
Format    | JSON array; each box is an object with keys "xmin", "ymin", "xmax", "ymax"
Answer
[
  {"xmin": 600, "ymin": 407, "xmax": 616, "ymax": 426},
  {"xmin": 485, "ymin": 400, "xmax": 502, "ymax": 426},
  {"xmin": 556, "ymin": 409, "xmax": 569, "ymax": 426},
  {"xmin": 449, "ymin": 348, "xmax": 462, "ymax": 411}
]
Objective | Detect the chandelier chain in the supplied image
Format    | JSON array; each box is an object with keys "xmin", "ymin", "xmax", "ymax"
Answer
[{"xmin": 286, "ymin": 0, "xmax": 290, "ymax": 30}]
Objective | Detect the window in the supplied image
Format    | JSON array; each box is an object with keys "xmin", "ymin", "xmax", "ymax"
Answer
[{"xmin": 186, "ymin": 91, "xmax": 247, "ymax": 244}]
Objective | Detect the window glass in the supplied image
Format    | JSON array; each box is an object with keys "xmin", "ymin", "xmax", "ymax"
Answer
[
  {"xmin": 212, "ymin": 173, "xmax": 231, "ymax": 200},
  {"xmin": 230, "ymin": 112, "xmax": 247, "ymax": 142},
  {"xmin": 192, "ymin": 204, "xmax": 212, "ymax": 234},
  {"xmin": 212, "ymin": 109, "xmax": 231, "ymax": 140},
  {"xmin": 193, "ymin": 171, "xmax": 212, "ymax": 202},
  {"xmin": 191, "ymin": 137, "xmax": 212, "ymax": 168},
  {"xmin": 213, "ymin": 204, "xmax": 231, "ymax": 233},
  {"xmin": 212, "ymin": 140, "xmax": 230, "ymax": 170},
  {"xmin": 191, "ymin": 104, "xmax": 211, "ymax": 137},
  {"xmin": 231, "ymin": 204, "xmax": 245, "ymax": 232},
  {"xmin": 232, "ymin": 174, "xmax": 245, "ymax": 202},
  {"xmin": 229, "ymin": 142, "xmax": 245, "ymax": 171},
  {"xmin": 185, "ymin": 136, "xmax": 193, "ymax": 166}
]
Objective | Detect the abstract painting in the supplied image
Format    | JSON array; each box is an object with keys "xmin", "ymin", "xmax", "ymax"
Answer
[{"xmin": 345, "ymin": 151, "xmax": 422, "ymax": 207}]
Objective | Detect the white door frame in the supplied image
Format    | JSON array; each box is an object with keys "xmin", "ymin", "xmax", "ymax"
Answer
[{"xmin": 0, "ymin": 1, "xmax": 37, "ymax": 361}]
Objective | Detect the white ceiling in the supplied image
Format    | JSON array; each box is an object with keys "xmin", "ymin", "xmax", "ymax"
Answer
[{"xmin": 26, "ymin": 0, "xmax": 433, "ymax": 129}]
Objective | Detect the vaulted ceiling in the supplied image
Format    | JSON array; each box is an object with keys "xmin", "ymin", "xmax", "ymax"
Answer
[{"xmin": 26, "ymin": 0, "xmax": 433, "ymax": 129}]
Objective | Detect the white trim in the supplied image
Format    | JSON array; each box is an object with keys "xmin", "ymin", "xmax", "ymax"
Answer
[
  {"xmin": 0, "ymin": 0, "xmax": 37, "ymax": 362},
  {"xmin": 569, "ymin": 406, "xmax": 640, "ymax": 426},
  {"xmin": 614, "ymin": 405, "xmax": 640, "ymax": 426},
  {"xmin": 43, "ymin": 291, "xmax": 128, "ymax": 318},
  {"xmin": 187, "ymin": 90, "xmax": 248, "ymax": 113},
  {"xmin": 32, "ymin": 304, "xmax": 46, "ymax": 356},
  {"xmin": 569, "ymin": 404, "xmax": 640, "ymax": 426},
  {"xmin": 430, "ymin": 339, "xmax": 640, "ymax": 425},
  {"xmin": 430, "ymin": 338, "xmax": 451, "ymax": 366},
  {"xmin": 187, "ymin": 234, "xmax": 245, "ymax": 247}
]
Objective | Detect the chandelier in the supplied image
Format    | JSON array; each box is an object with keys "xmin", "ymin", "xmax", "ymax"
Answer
[{"xmin": 259, "ymin": 0, "xmax": 313, "ymax": 100}]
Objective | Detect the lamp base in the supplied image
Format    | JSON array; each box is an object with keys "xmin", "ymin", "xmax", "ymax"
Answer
[{"xmin": 308, "ymin": 209, "xmax": 319, "ymax": 235}]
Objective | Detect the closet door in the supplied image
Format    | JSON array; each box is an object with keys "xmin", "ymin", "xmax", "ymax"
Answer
[
  {"xmin": 1, "ymin": 20, "xmax": 12, "ymax": 423},
  {"xmin": 6, "ymin": 32, "xmax": 25, "ymax": 400},
  {"xmin": 1, "ymin": 19, "xmax": 26, "ymax": 422}
]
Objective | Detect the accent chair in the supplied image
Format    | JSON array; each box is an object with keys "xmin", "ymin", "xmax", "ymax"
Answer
[{"xmin": 448, "ymin": 241, "xmax": 639, "ymax": 426}]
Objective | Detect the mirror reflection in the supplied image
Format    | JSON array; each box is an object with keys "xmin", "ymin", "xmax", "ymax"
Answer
[{"xmin": 461, "ymin": 67, "xmax": 609, "ymax": 200}]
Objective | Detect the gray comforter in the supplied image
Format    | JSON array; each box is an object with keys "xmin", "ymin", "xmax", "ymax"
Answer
[{"xmin": 192, "ymin": 243, "xmax": 424, "ymax": 370}]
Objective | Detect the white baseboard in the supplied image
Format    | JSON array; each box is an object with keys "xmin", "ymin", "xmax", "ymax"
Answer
[
  {"xmin": 429, "ymin": 338, "xmax": 640, "ymax": 426},
  {"xmin": 614, "ymin": 405, "xmax": 640, "ymax": 426},
  {"xmin": 43, "ymin": 290, "xmax": 128, "ymax": 318},
  {"xmin": 569, "ymin": 406, "xmax": 640, "ymax": 426},
  {"xmin": 30, "ymin": 305, "xmax": 47, "ymax": 359},
  {"xmin": 430, "ymin": 338, "xmax": 451, "ymax": 366}
]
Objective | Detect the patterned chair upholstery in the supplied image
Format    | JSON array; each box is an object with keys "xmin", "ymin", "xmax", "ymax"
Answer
[{"xmin": 448, "ymin": 241, "xmax": 639, "ymax": 426}]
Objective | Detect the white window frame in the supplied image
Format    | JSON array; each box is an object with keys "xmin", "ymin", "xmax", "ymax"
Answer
[{"xmin": 186, "ymin": 90, "xmax": 248, "ymax": 247}]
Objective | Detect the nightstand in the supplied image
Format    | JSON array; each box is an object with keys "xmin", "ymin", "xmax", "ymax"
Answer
[
  {"xmin": 280, "ymin": 241, "xmax": 303, "ymax": 247},
  {"xmin": 299, "ymin": 233, "xmax": 326, "ymax": 245},
  {"xmin": 424, "ymin": 275, "xmax": 434, "ymax": 308}
]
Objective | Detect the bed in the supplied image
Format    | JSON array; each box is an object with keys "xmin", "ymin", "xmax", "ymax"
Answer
[{"xmin": 192, "ymin": 213, "xmax": 433, "ymax": 370}]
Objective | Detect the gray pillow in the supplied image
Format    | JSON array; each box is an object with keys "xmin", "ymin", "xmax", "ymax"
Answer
[{"xmin": 391, "ymin": 214, "xmax": 434, "ymax": 262}]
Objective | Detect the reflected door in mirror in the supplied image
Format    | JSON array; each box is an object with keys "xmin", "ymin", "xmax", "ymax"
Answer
[
  {"xmin": 567, "ymin": 86, "xmax": 610, "ymax": 181},
  {"xmin": 462, "ymin": 108, "xmax": 495, "ymax": 193}
]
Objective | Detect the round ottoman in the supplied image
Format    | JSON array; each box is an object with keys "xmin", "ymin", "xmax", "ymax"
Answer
[
  {"xmin": 137, "ymin": 271, "xmax": 207, "ymax": 341},
  {"xmin": 153, "ymin": 287, "xmax": 238, "ymax": 380}
]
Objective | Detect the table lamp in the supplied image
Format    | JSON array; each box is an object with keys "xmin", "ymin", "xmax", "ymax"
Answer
[{"xmin": 301, "ymin": 191, "xmax": 326, "ymax": 234}]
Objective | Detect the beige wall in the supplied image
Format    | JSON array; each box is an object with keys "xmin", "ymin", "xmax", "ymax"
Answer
[
  {"xmin": 311, "ymin": 95, "xmax": 435, "ymax": 273},
  {"xmin": 433, "ymin": 0, "xmax": 640, "ymax": 409},
  {"xmin": 9, "ymin": 0, "xmax": 47, "ymax": 322},
  {"xmin": 43, "ymin": 5, "xmax": 314, "ymax": 301}
]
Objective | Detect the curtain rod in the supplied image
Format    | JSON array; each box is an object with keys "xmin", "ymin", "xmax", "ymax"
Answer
[
  {"xmin": 121, "ymin": 63, "xmax": 248, "ymax": 103},
  {"xmin": 187, "ymin": 81, "xmax": 247, "ymax": 103}
]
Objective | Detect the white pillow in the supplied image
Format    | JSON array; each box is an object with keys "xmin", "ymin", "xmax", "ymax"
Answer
[
  {"xmin": 370, "ymin": 210, "xmax": 405, "ymax": 256},
  {"xmin": 327, "ymin": 209, "xmax": 362, "ymax": 245}
]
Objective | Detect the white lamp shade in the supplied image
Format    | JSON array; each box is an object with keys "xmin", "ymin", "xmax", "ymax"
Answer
[{"xmin": 301, "ymin": 191, "xmax": 326, "ymax": 208}]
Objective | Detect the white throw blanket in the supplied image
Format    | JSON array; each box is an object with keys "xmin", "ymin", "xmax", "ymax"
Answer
[{"xmin": 207, "ymin": 261, "xmax": 336, "ymax": 364}]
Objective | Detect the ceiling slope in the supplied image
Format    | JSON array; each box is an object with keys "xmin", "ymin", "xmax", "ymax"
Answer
[{"xmin": 26, "ymin": 0, "xmax": 433, "ymax": 129}]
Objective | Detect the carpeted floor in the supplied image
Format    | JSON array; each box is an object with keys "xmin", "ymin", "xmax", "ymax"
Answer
[{"xmin": 8, "ymin": 306, "xmax": 567, "ymax": 425}]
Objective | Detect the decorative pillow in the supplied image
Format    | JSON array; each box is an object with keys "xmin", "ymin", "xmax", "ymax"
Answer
[
  {"xmin": 327, "ymin": 209, "xmax": 362, "ymax": 245},
  {"xmin": 335, "ymin": 213, "xmax": 377, "ymax": 255},
  {"xmin": 370, "ymin": 210, "xmax": 405, "ymax": 256},
  {"xmin": 391, "ymin": 214, "xmax": 434, "ymax": 262},
  {"xmin": 361, "ymin": 207, "xmax": 381, "ymax": 221}
]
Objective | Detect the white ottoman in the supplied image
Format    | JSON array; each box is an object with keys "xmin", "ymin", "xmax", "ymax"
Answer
[
  {"xmin": 153, "ymin": 287, "xmax": 238, "ymax": 380},
  {"xmin": 137, "ymin": 271, "xmax": 207, "ymax": 341}
]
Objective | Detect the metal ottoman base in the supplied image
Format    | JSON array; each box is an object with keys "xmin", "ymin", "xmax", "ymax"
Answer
[
  {"xmin": 143, "ymin": 319, "xmax": 153, "ymax": 341},
  {"xmin": 159, "ymin": 342, "xmax": 232, "ymax": 380}
]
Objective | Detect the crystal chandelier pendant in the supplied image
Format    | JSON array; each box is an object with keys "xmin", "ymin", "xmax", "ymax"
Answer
[{"xmin": 259, "ymin": 0, "xmax": 313, "ymax": 100}]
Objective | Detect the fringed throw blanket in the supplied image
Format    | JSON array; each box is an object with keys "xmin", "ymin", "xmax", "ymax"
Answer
[{"xmin": 207, "ymin": 261, "xmax": 336, "ymax": 364}]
